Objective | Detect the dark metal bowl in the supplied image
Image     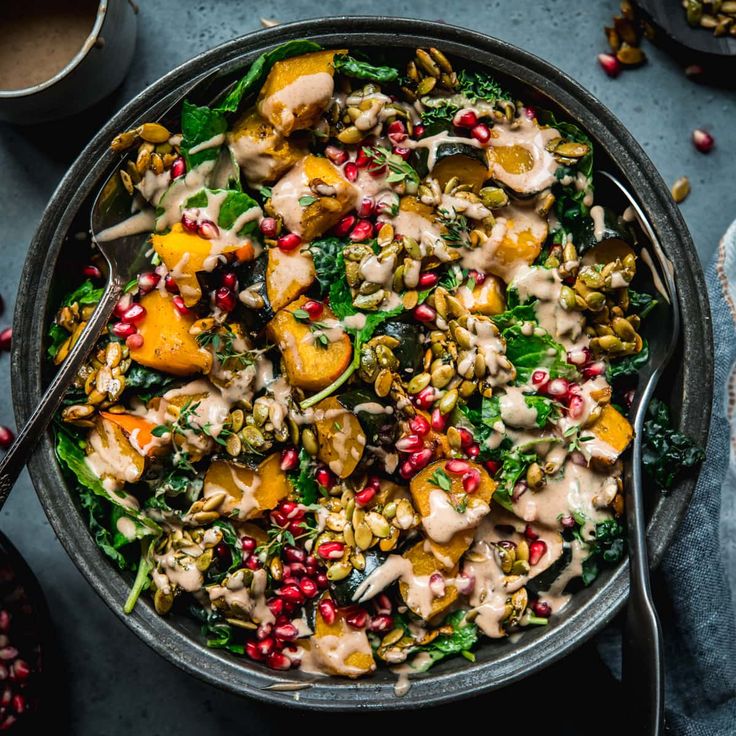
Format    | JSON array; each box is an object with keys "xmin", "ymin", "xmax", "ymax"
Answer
[{"xmin": 11, "ymin": 17, "xmax": 713, "ymax": 710}]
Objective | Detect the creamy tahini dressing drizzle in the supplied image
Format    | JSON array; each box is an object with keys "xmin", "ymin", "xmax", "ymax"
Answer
[
  {"xmin": 589, "ymin": 205, "xmax": 606, "ymax": 242},
  {"xmin": 422, "ymin": 489, "xmax": 490, "ymax": 544},
  {"xmin": 94, "ymin": 210, "xmax": 156, "ymax": 243},
  {"xmin": 404, "ymin": 131, "xmax": 483, "ymax": 172},
  {"xmin": 301, "ymin": 629, "xmax": 376, "ymax": 678},
  {"xmin": 259, "ymin": 71, "xmax": 334, "ymax": 135},
  {"xmin": 208, "ymin": 568, "xmax": 274, "ymax": 624},
  {"xmin": 498, "ymin": 386, "xmax": 539, "ymax": 429}
]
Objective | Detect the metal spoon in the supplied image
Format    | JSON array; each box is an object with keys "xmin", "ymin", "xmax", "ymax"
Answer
[
  {"xmin": 599, "ymin": 170, "xmax": 678, "ymax": 735},
  {"xmin": 0, "ymin": 70, "xmax": 219, "ymax": 504}
]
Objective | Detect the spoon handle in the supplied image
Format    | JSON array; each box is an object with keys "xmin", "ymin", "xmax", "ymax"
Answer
[
  {"xmin": 0, "ymin": 280, "xmax": 123, "ymax": 505},
  {"xmin": 623, "ymin": 423, "xmax": 665, "ymax": 735}
]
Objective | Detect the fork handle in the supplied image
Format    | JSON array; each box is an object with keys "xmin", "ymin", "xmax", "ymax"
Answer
[
  {"xmin": 0, "ymin": 279, "xmax": 124, "ymax": 506},
  {"xmin": 623, "ymin": 426, "xmax": 665, "ymax": 735}
]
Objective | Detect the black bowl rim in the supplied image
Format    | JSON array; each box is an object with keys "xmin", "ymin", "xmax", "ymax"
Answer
[{"xmin": 11, "ymin": 17, "xmax": 713, "ymax": 710}]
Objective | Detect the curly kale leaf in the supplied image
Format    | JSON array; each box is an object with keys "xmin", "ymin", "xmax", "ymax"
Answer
[
  {"xmin": 334, "ymin": 54, "xmax": 400, "ymax": 83},
  {"xmin": 581, "ymin": 518, "xmax": 626, "ymax": 585},
  {"xmin": 415, "ymin": 610, "xmax": 479, "ymax": 669},
  {"xmin": 308, "ymin": 237, "xmax": 347, "ymax": 294},
  {"xmin": 642, "ymin": 399, "xmax": 705, "ymax": 491}
]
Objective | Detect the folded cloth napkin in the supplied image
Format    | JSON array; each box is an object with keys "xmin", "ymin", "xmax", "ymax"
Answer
[{"xmin": 656, "ymin": 221, "xmax": 736, "ymax": 735}]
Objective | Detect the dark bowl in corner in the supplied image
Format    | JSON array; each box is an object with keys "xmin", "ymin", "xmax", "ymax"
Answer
[{"xmin": 10, "ymin": 17, "xmax": 713, "ymax": 710}]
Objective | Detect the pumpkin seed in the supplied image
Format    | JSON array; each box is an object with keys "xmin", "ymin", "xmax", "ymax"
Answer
[
  {"xmin": 417, "ymin": 76, "xmax": 437, "ymax": 95},
  {"xmin": 439, "ymin": 388, "xmax": 459, "ymax": 415},
  {"xmin": 374, "ymin": 369, "xmax": 394, "ymax": 398},
  {"xmin": 428, "ymin": 47, "xmax": 453, "ymax": 73},
  {"xmin": 616, "ymin": 43, "xmax": 646, "ymax": 65},
  {"xmin": 415, "ymin": 48, "xmax": 441, "ymax": 77},
  {"xmin": 137, "ymin": 122, "xmax": 171, "ymax": 144},
  {"xmin": 327, "ymin": 561, "xmax": 353, "ymax": 581},
  {"xmin": 154, "ymin": 589, "xmax": 174, "ymax": 615},
  {"xmin": 366, "ymin": 512, "xmax": 390, "ymax": 538},
  {"xmin": 354, "ymin": 521, "xmax": 374, "ymax": 550},
  {"xmin": 671, "ymin": 176, "xmax": 691, "ymax": 203},
  {"xmin": 407, "ymin": 372, "xmax": 431, "ymax": 394},
  {"xmin": 337, "ymin": 126, "xmax": 364, "ymax": 144}
]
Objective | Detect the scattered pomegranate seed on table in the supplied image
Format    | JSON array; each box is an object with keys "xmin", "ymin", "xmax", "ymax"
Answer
[{"xmin": 692, "ymin": 128, "xmax": 714, "ymax": 153}]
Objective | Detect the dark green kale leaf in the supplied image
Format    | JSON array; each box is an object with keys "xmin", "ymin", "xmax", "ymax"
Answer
[
  {"xmin": 415, "ymin": 610, "xmax": 479, "ymax": 669},
  {"xmin": 502, "ymin": 323, "xmax": 578, "ymax": 384},
  {"xmin": 189, "ymin": 605, "xmax": 245, "ymax": 655},
  {"xmin": 581, "ymin": 518, "xmax": 626, "ymax": 585},
  {"xmin": 456, "ymin": 69, "xmax": 511, "ymax": 102},
  {"xmin": 490, "ymin": 302, "xmax": 536, "ymax": 332},
  {"xmin": 524, "ymin": 395, "xmax": 558, "ymax": 427},
  {"xmin": 334, "ymin": 54, "xmax": 400, "ymax": 82},
  {"xmin": 217, "ymin": 39, "xmax": 322, "ymax": 114},
  {"xmin": 642, "ymin": 399, "xmax": 705, "ymax": 491},
  {"xmin": 181, "ymin": 100, "xmax": 228, "ymax": 170},
  {"xmin": 308, "ymin": 236, "xmax": 347, "ymax": 294},
  {"xmin": 124, "ymin": 364, "xmax": 178, "ymax": 403},
  {"xmin": 605, "ymin": 339, "xmax": 649, "ymax": 382},
  {"xmin": 628, "ymin": 289, "xmax": 658, "ymax": 319},
  {"xmin": 491, "ymin": 446, "xmax": 538, "ymax": 511}
]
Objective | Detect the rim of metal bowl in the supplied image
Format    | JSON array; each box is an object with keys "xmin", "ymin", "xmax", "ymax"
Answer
[{"xmin": 11, "ymin": 17, "xmax": 713, "ymax": 710}]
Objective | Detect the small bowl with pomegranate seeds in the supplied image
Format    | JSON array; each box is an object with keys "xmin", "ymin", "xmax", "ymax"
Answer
[{"xmin": 28, "ymin": 21, "xmax": 708, "ymax": 706}]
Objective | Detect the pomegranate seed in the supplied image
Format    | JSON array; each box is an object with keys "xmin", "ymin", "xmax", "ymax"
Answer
[
  {"xmin": 241, "ymin": 536, "xmax": 257, "ymax": 552},
  {"xmin": 531, "ymin": 370, "xmax": 549, "ymax": 388},
  {"xmin": 0, "ymin": 649, "xmax": 16, "ymax": 662},
  {"xmin": 346, "ymin": 610, "xmax": 369, "ymax": 629},
  {"xmin": 392, "ymin": 145, "xmax": 411, "ymax": 160},
  {"xmin": 181, "ymin": 211, "xmax": 198, "ymax": 233},
  {"xmin": 456, "ymin": 572, "xmax": 475, "ymax": 595},
  {"xmin": 0, "ymin": 664, "xmax": 7, "ymax": 681},
  {"xmin": 582, "ymin": 361, "xmax": 606, "ymax": 379},
  {"xmin": 283, "ymin": 546, "xmax": 305, "ymax": 564},
  {"xmin": 0, "ymin": 687, "xmax": 10, "ymax": 706},
  {"xmin": 0, "ymin": 328, "xmax": 10, "ymax": 352},
  {"xmin": 278, "ymin": 585, "xmax": 304, "ymax": 604},
  {"xmin": 568, "ymin": 395, "xmax": 585, "ymax": 419},
  {"xmin": 524, "ymin": 105, "xmax": 536, "ymax": 119},
  {"xmin": 0, "ymin": 612, "xmax": 9, "ymax": 634},
  {"xmin": 172, "ymin": 295, "xmax": 190, "ymax": 315},
  {"xmin": 0, "ymin": 716, "xmax": 16, "ymax": 731},
  {"xmin": 685, "ymin": 64, "xmax": 704, "ymax": 78},
  {"xmin": 305, "ymin": 554, "xmax": 318, "ymax": 570},
  {"xmin": 431, "ymin": 408, "xmax": 446, "ymax": 431},
  {"xmin": 429, "ymin": 573, "xmax": 446, "ymax": 598},
  {"xmin": 409, "ymin": 415, "xmax": 431, "ymax": 437},
  {"xmin": 357, "ymin": 197, "xmax": 375, "ymax": 218},
  {"xmin": 466, "ymin": 443, "xmax": 480, "ymax": 459},
  {"xmin": 471, "ymin": 123, "xmax": 491, "ymax": 144},
  {"xmin": 484, "ymin": 460, "xmax": 500, "ymax": 475},
  {"xmin": 113, "ymin": 294, "xmax": 132, "ymax": 317},
  {"xmin": 413, "ymin": 124, "xmax": 425, "ymax": 137},
  {"xmin": 546, "ymin": 378, "xmax": 570, "ymax": 398},
  {"xmin": 259, "ymin": 217, "xmax": 278, "ymax": 238},
  {"xmin": 215, "ymin": 286, "xmax": 237, "ymax": 312},
  {"xmin": 399, "ymin": 461, "xmax": 415, "ymax": 479},
  {"xmin": 246, "ymin": 640, "xmax": 265, "ymax": 661},
  {"xmin": 418, "ymin": 272, "xmax": 439, "ymax": 289},
  {"xmin": 449, "ymin": 429, "xmax": 471, "ymax": 449},
  {"xmin": 561, "ymin": 515, "xmax": 576, "ymax": 529},
  {"xmin": 413, "ymin": 304, "xmax": 436, "ymax": 322},
  {"xmin": 122, "ymin": 303, "xmax": 146, "ymax": 324},
  {"xmin": 267, "ymin": 652, "xmax": 292, "ymax": 670},
  {"xmin": 246, "ymin": 555, "xmax": 262, "ymax": 570},
  {"xmin": 280, "ymin": 501, "xmax": 303, "ymax": 519},
  {"xmin": 302, "ymin": 300, "xmax": 324, "ymax": 319},
  {"xmin": 325, "ymin": 145, "xmax": 348, "ymax": 165},
  {"xmin": 170, "ymin": 156, "xmax": 186, "ymax": 179},
  {"xmin": 387, "ymin": 119, "xmax": 407, "ymax": 143},
  {"xmin": 692, "ymin": 128, "xmax": 715, "ymax": 153},
  {"xmin": 267, "ymin": 597, "xmax": 284, "ymax": 617},
  {"xmin": 221, "ymin": 271, "xmax": 238, "ymax": 291},
  {"xmin": 280, "ymin": 447, "xmax": 299, "ymax": 472},
  {"xmin": 318, "ymin": 598, "xmax": 337, "ymax": 625},
  {"xmin": 164, "ymin": 274, "xmax": 179, "ymax": 293},
  {"xmin": 315, "ymin": 572, "xmax": 329, "ymax": 589},
  {"xmin": 271, "ymin": 510, "xmax": 287, "ymax": 526},
  {"xmin": 214, "ymin": 542, "xmax": 231, "ymax": 565},
  {"xmin": 375, "ymin": 593, "xmax": 393, "ymax": 614},
  {"xmin": 256, "ymin": 621, "xmax": 273, "ymax": 640},
  {"xmin": 198, "ymin": 220, "xmax": 220, "ymax": 239},
  {"xmin": 532, "ymin": 600, "xmax": 552, "ymax": 618},
  {"xmin": 277, "ymin": 232, "xmax": 302, "ymax": 251},
  {"xmin": 469, "ymin": 269, "xmax": 486, "ymax": 285},
  {"xmin": 317, "ymin": 541, "xmax": 345, "ymax": 560},
  {"xmin": 369, "ymin": 614, "xmax": 394, "ymax": 632},
  {"xmin": 395, "ymin": 434, "xmax": 424, "ymax": 453},
  {"xmin": 355, "ymin": 487, "xmax": 377, "ymax": 507},
  {"xmin": 126, "ymin": 334, "xmax": 144, "ymax": 350},
  {"xmin": 462, "ymin": 469, "xmax": 481, "ymax": 493},
  {"xmin": 414, "ymin": 386, "xmax": 436, "ymax": 410},
  {"xmin": 343, "ymin": 161, "xmax": 359, "ymax": 182},
  {"xmin": 598, "ymin": 52, "xmax": 621, "ymax": 78},
  {"xmin": 368, "ymin": 475, "xmax": 381, "ymax": 489},
  {"xmin": 567, "ymin": 347, "xmax": 590, "ymax": 366},
  {"xmin": 333, "ymin": 214, "xmax": 356, "ymax": 237},
  {"xmin": 137, "ymin": 271, "xmax": 160, "ymax": 293},
  {"xmin": 0, "ymin": 429, "xmax": 12, "ymax": 450},
  {"xmin": 299, "ymin": 577, "xmax": 318, "ymax": 598},
  {"xmin": 445, "ymin": 459, "xmax": 470, "ymax": 475},
  {"xmin": 349, "ymin": 219, "xmax": 374, "ymax": 242},
  {"xmin": 408, "ymin": 448, "xmax": 433, "ymax": 470},
  {"xmin": 315, "ymin": 467, "xmax": 334, "ymax": 489},
  {"xmin": 529, "ymin": 540, "xmax": 548, "ymax": 566},
  {"xmin": 624, "ymin": 389, "xmax": 636, "ymax": 408},
  {"xmin": 274, "ymin": 622, "xmax": 298, "ymax": 641},
  {"xmin": 524, "ymin": 524, "xmax": 539, "ymax": 541},
  {"xmin": 287, "ymin": 562, "xmax": 306, "ymax": 577},
  {"xmin": 454, "ymin": 109, "xmax": 478, "ymax": 128},
  {"xmin": 82, "ymin": 264, "xmax": 102, "ymax": 279},
  {"xmin": 256, "ymin": 637, "xmax": 275, "ymax": 657},
  {"xmin": 111, "ymin": 321, "xmax": 136, "ymax": 339},
  {"xmin": 355, "ymin": 150, "xmax": 371, "ymax": 168}
]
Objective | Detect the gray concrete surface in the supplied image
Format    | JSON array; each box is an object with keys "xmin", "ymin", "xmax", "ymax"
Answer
[{"xmin": 0, "ymin": 1, "xmax": 732, "ymax": 733}]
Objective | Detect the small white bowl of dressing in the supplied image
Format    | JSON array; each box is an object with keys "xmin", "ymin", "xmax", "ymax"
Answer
[{"xmin": 0, "ymin": 0, "xmax": 137, "ymax": 124}]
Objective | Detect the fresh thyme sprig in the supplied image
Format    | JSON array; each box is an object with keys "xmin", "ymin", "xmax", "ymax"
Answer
[
  {"xmin": 436, "ymin": 207, "xmax": 470, "ymax": 247},
  {"xmin": 362, "ymin": 145, "xmax": 420, "ymax": 185}
]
